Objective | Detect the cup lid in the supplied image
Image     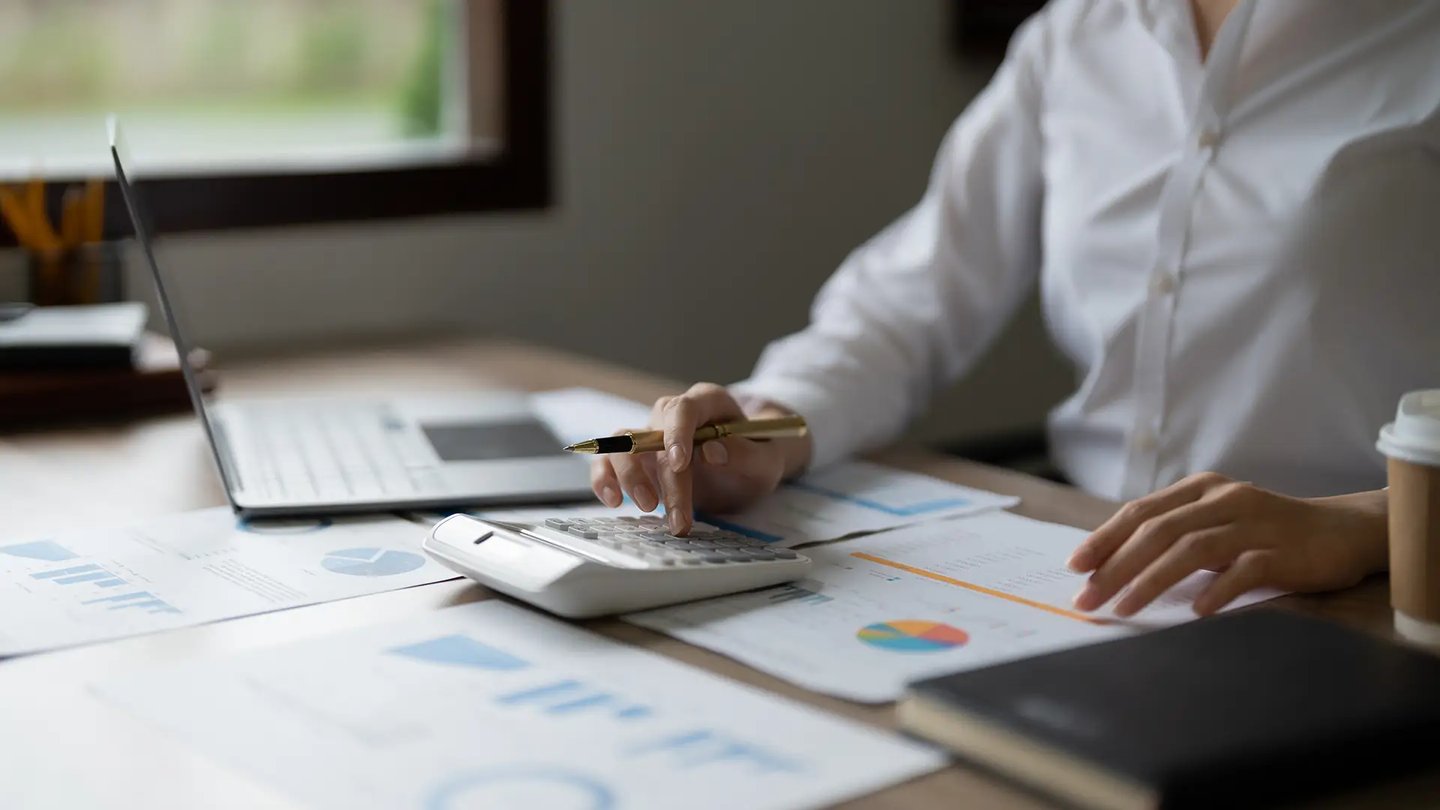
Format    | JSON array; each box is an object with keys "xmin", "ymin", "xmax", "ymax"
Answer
[{"xmin": 1377, "ymin": 390, "xmax": 1440, "ymax": 467}]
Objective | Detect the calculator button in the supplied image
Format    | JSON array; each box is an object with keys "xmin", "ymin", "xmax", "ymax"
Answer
[
  {"xmin": 746, "ymin": 549, "xmax": 777, "ymax": 561},
  {"xmin": 545, "ymin": 518, "xmax": 570, "ymax": 528},
  {"xmin": 579, "ymin": 530, "xmax": 599, "ymax": 539},
  {"xmin": 698, "ymin": 553, "xmax": 728, "ymax": 564},
  {"xmin": 687, "ymin": 540, "xmax": 720, "ymax": 549},
  {"xmin": 769, "ymin": 548, "xmax": 798, "ymax": 559},
  {"xmin": 716, "ymin": 549, "xmax": 752, "ymax": 561}
]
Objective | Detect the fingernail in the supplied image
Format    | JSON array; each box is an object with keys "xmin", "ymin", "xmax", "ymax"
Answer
[
  {"xmin": 668, "ymin": 444, "xmax": 686, "ymax": 471},
  {"xmin": 669, "ymin": 512, "xmax": 687, "ymax": 536},
  {"xmin": 1066, "ymin": 552, "xmax": 1089, "ymax": 572},
  {"xmin": 635, "ymin": 483, "xmax": 657, "ymax": 512},
  {"xmin": 1113, "ymin": 600, "xmax": 1136, "ymax": 618},
  {"xmin": 1073, "ymin": 584, "xmax": 1100, "ymax": 610},
  {"xmin": 702, "ymin": 441, "xmax": 728, "ymax": 466},
  {"xmin": 600, "ymin": 485, "xmax": 620, "ymax": 508}
]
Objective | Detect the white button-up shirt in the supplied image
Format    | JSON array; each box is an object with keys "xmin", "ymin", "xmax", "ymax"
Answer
[{"xmin": 733, "ymin": 0, "xmax": 1440, "ymax": 501}]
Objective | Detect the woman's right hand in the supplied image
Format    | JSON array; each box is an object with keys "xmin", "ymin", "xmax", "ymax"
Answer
[{"xmin": 588, "ymin": 383, "xmax": 811, "ymax": 536}]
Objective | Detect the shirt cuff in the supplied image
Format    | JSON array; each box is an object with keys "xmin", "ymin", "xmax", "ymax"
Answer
[{"xmin": 728, "ymin": 376, "xmax": 851, "ymax": 473}]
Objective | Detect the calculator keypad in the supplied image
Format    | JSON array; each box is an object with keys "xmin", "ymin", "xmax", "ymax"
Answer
[{"xmin": 539, "ymin": 515, "xmax": 798, "ymax": 566}]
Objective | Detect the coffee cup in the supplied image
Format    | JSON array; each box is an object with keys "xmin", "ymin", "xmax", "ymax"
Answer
[{"xmin": 1377, "ymin": 390, "xmax": 1440, "ymax": 646}]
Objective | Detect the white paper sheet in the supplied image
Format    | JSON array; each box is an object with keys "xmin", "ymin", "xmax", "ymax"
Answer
[
  {"xmin": 627, "ymin": 511, "xmax": 1285, "ymax": 702},
  {"xmin": 708, "ymin": 460, "xmax": 1019, "ymax": 543},
  {"xmin": 94, "ymin": 601, "xmax": 945, "ymax": 810},
  {"xmin": 525, "ymin": 388, "xmax": 1018, "ymax": 545},
  {"xmin": 0, "ymin": 508, "xmax": 455, "ymax": 655}
]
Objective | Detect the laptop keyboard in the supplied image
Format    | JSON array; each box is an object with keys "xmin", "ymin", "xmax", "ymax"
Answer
[{"xmin": 242, "ymin": 405, "xmax": 437, "ymax": 501}]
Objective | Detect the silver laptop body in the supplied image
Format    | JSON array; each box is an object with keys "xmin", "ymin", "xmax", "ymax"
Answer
[{"xmin": 108, "ymin": 120, "xmax": 592, "ymax": 517}]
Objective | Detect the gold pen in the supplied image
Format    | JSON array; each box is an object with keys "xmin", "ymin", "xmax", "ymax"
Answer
[{"xmin": 564, "ymin": 415, "xmax": 808, "ymax": 455}]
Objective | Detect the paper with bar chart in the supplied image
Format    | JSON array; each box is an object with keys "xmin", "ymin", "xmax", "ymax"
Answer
[
  {"xmin": 627, "ymin": 511, "xmax": 1284, "ymax": 702},
  {"xmin": 94, "ymin": 601, "xmax": 943, "ymax": 810},
  {"xmin": 0, "ymin": 507, "xmax": 455, "ymax": 656}
]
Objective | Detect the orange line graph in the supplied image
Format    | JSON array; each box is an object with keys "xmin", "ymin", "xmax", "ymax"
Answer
[{"xmin": 849, "ymin": 552, "xmax": 1112, "ymax": 626}]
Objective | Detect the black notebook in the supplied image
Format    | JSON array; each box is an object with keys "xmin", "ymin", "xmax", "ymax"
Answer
[{"xmin": 900, "ymin": 610, "xmax": 1440, "ymax": 810}]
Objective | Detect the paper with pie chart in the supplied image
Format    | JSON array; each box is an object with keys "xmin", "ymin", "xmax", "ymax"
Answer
[
  {"xmin": 628, "ymin": 510, "xmax": 1284, "ymax": 702},
  {"xmin": 94, "ymin": 600, "xmax": 944, "ymax": 810},
  {"xmin": 0, "ymin": 507, "xmax": 455, "ymax": 656}
]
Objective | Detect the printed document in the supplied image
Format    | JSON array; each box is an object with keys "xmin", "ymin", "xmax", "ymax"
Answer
[
  {"xmin": 526, "ymin": 387, "xmax": 1018, "ymax": 544},
  {"xmin": 0, "ymin": 508, "xmax": 454, "ymax": 655},
  {"xmin": 95, "ymin": 601, "xmax": 944, "ymax": 810},
  {"xmin": 628, "ymin": 511, "xmax": 1283, "ymax": 702}
]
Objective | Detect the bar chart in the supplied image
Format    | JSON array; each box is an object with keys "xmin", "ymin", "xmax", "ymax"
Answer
[
  {"xmin": 81, "ymin": 590, "xmax": 183, "ymax": 616},
  {"xmin": 28, "ymin": 563, "xmax": 182, "ymax": 615}
]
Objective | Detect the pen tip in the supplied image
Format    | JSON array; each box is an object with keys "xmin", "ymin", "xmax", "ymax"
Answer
[{"xmin": 563, "ymin": 441, "xmax": 600, "ymax": 454}]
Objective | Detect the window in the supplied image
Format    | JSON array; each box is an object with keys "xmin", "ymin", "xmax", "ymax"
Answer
[{"xmin": 0, "ymin": 0, "xmax": 549, "ymax": 236}]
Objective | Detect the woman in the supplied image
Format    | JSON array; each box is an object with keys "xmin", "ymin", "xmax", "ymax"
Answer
[{"xmin": 591, "ymin": 0, "xmax": 1440, "ymax": 616}]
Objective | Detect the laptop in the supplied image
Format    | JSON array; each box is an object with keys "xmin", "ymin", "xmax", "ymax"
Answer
[{"xmin": 108, "ymin": 119, "xmax": 593, "ymax": 517}]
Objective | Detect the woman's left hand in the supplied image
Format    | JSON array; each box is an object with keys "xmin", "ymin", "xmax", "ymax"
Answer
[{"xmin": 1066, "ymin": 472, "xmax": 1389, "ymax": 618}]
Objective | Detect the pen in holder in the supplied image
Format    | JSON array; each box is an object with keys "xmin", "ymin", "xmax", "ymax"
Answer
[
  {"xmin": 2, "ymin": 177, "xmax": 120, "ymax": 306},
  {"xmin": 28, "ymin": 240, "xmax": 127, "ymax": 306}
]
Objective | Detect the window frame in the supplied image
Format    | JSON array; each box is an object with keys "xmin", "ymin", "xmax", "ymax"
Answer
[{"xmin": 5, "ymin": 0, "xmax": 550, "ymax": 245}]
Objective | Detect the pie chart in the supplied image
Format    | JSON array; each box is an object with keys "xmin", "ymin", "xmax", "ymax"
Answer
[
  {"xmin": 857, "ymin": 619, "xmax": 969, "ymax": 652},
  {"xmin": 322, "ymin": 547, "xmax": 425, "ymax": 577}
]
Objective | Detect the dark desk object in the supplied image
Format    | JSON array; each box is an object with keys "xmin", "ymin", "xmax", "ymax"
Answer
[
  {"xmin": 903, "ymin": 610, "xmax": 1440, "ymax": 809},
  {"xmin": 0, "ymin": 333, "xmax": 212, "ymax": 428}
]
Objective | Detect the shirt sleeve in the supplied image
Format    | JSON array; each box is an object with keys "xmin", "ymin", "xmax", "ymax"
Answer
[{"xmin": 730, "ymin": 11, "xmax": 1052, "ymax": 471}]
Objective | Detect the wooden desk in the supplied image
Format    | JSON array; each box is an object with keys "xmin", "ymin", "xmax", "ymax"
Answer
[{"xmin": 0, "ymin": 339, "xmax": 1411, "ymax": 809}]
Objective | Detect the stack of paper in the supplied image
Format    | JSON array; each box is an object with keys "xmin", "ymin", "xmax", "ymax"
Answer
[{"xmin": 94, "ymin": 601, "xmax": 945, "ymax": 810}]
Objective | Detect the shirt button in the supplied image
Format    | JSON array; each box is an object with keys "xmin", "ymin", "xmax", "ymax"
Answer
[
  {"xmin": 1197, "ymin": 128, "xmax": 1221, "ymax": 150},
  {"xmin": 1131, "ymin": 428, "xmax": 1158, "ymax": 453},
  {"xmin": 1149, "ymin": 270, "xmax": 1178, "ymax": 296}
]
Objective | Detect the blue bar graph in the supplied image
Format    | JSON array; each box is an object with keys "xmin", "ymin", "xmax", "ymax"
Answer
[
  {"xmin": 95, "ymin": 578, "xmax": 127, "ymax": 588},
  {"xmin": 31, "ymin": 564, "xmax": 103, "ymax": 580},
  {"xmin": 52, "ymin": 571, "xmax": 114, "ymax": 585},
  {"xmin": 126, "ymin": 600, "xmax": 181, "ymax": 615},
  {"xmin": 496, "ymin": 680, "xmax": 652, "ymax": 721},
  {"xmin": 115, "ymin": 598, "xmax": 181, "ymax": 616},
  {"xmin": 78, "ymin": 590, "xmax": 180, "ymax": 615},
  {"xmin": 83, "ymin": 592, "xmax": 154, "ymax": 606},
  {"xmin": 628, "ymin": 729, "xmax": 804, "ymax": 773}
]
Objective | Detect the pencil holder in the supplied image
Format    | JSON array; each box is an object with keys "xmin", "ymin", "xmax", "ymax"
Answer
[{"xmin": 28, "ymin": 240, "xmax": 126, "ymax": 306}]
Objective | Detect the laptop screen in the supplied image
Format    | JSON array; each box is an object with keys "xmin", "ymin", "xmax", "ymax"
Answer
[{"xmin": 108, "ymin": 117, "xmax": 240, "ymax": 502}]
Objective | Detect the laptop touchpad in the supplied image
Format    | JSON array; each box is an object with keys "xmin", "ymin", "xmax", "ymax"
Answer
[{"xmin": 421, "ymin": 420, "xmax": 563, "ymax": 462}]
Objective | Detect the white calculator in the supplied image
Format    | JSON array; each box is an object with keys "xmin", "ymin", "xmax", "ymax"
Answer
[{"xmin": 423, "ymin": 513, "xmax": 812, "ymax": 618}]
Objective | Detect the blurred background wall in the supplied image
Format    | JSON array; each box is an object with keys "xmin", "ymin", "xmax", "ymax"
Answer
[{"xmin": 0, "ymin": 0, "xmax": 1071, "ymax": 446}]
